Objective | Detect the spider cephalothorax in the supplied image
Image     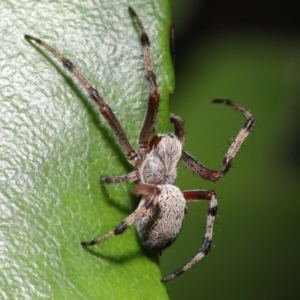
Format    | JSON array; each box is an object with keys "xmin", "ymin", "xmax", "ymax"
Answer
[{"xmin": 25, "ymin": 7, "xmax": 255, "ymax": 282}]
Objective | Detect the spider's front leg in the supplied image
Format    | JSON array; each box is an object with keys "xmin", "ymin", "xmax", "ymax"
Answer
[
  {"xmin": 24, "ymin": 34, "xmax": 139, "ymax": 166},
  {"xmin": 81, "ymin": 184, "xmax": 160, "ymax": 246},
  {"xmin": 129, "ymin": 7, "xmax": 160, "ymax": 156},
  {"xmin": 162, "ymin": 189, "xmax": 218, "ymax": 282},
  {"xmin": 179, "ymin": 100, "xmax": 256, "ymax": 182}
]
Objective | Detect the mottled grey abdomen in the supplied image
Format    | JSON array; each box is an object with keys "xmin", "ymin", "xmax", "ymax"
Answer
[{"xmin": 136, "ymin": 184, "xmax": 186, "ymax": 252}]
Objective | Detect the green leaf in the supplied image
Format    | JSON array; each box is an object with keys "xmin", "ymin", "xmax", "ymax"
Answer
[{"xmin": 0, "ymin": 0, "xmax": 174, "ymax": 299}]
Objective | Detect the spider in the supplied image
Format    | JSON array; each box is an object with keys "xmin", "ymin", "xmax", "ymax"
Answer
[{"xmin": 24, "ymin": 7, "xmax": 255, "ymax": 282}]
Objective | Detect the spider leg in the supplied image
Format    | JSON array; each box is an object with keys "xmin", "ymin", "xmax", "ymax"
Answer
[
  {"xmin": 181, "ymin": 99, "xmax": 256, "ymax": 182},
  {"xmin": 81, "ymin": 183, "xmax": 160, "ymax": 246},
  {"xmin": 181, "ymin": 151, "xmax": 219, "ymax": 181},
  {"xmin": 162, "ymin": 190, "xmax": 217, "ymax": 282},
  {"xmin": 24, "ymin": 34, "xmax": 139, "ymax": 166},
  {"xmin": 100, "ymin": 170, "xmax": 140, "ymax": 184},
  {"xmin": 129, "ymin": 7, "xmax": 160, "ymax": 156},
  {"xmin": 170, "ymin": 114, "xmax": 185, "ymax": 143}
]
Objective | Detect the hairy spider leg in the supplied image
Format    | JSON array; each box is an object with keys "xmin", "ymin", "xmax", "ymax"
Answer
[
  {"xmin": 24, "ymin": 34, "xmax": 139, "ymax": 165},
  {"xmin": 101, "ymin": 7, "xmax": 160, "ymax": 184},
  {"xmin": 162, "ymin": 190, "xmax": 218, "ymax": 282},
  {"xmin": 81, "ymin": 184, "xmax": 160, "ymax": 246},
  {"xmin": 100, "ymin": 170, "xmax": 140, "ymax": 184},
  {"xmin": 180, "ymin": 99, "xmax": 256, "ymax": 182},
  {"xmin": 128, "ymin": 7, "xmax": 160, "ymax": 156},
  {"xmin": 170, "ymin": 114, "xmax": 185, "ymax": 143}
]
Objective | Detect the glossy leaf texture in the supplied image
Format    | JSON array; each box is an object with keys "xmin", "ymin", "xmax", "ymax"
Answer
[{"xmin": 0, "ymin": 0, "xmax": 174, "ymax": 299}]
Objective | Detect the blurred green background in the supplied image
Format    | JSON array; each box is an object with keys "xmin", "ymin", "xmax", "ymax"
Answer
[{"xmin": 162, "ymin": 0, "xmax": 300, "ymax": 299}]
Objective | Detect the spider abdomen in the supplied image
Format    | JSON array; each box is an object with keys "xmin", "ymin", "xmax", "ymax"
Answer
[
  {"xmin": 140, "ymin": 134, "xmax": 182, "ymax": 185},
  {"xmin": 136, "ymin": 184, "xmax": 186, "ymax": 251}
]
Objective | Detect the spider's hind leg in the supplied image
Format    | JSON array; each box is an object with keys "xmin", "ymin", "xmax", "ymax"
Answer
[
  {"xmin": 162, "ymin": 189, "xmax": 218, "ymax": 282},
  {"xmin": 81, "ymin": 183, "xmax": 160, "ymax": 246}
]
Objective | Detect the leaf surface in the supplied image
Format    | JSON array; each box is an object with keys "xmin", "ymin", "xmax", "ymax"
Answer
[{"xmin": 0, "ymin": 0, "xmax": 174, "ymax": 299}]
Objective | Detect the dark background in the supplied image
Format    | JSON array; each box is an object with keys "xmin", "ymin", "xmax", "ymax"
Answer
[
  {"xmin": 161, "ymin": 0, "xmax": 300, "ymax": 299},
  {"xmin": 173, "ymin": 0, "xmax": 299, "ymax": 56}
]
